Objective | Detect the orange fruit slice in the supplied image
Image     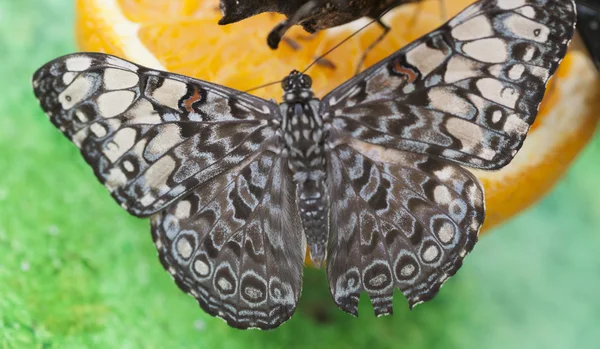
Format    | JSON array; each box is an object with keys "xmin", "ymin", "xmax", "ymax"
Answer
[{"xmin": 75, "ymin": 0, "xmax": 600, "ymax": 233}]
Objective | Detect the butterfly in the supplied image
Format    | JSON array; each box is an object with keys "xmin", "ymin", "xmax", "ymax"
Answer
[
  {"xmin": 218, "ymin": 0, "xmax": 411, "ymax": 49},
  {"xmin": 576, "ymin": 0, "xmax": 600, "ymax": 70},
  {"xmin": 32, "ymin": 0, "xmax": 576, "ymax": 330}
]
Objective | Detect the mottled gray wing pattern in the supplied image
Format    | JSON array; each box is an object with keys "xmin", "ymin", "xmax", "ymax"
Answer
[
  {"xmin": 151, "ymin": 147, "xmax": 305, "ymax": 329},
  {"xmin": 32, "ymin": 53, "xmax": 279, "ymax": 217},
  {"xmin": 323, "ymin": 0, "xmax": 576, "ymax": 170},
  {"xmin": 326, "ymin": 141, "xmax": 484, "ymax": 314},
  {"xmin": 322, "ymin": 0, "xmax": 575, "ymax": 316}
]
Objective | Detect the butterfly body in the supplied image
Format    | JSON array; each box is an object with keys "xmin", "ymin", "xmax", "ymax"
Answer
[
  {"xmin": 293, "ymin": 0, "xmax": 403, "ymax": 32},
  {"xmin": 219, "ymin": 0, "xmax": 407, "ymax": 49},
  {"xmin": 219, "ymin": 0, "xmax": 399, "ymax": 30},
  {"xmin": 281, "ymin": 71, "xmax": 330, "ymax": 266},
  {"xmin": 33, "ymin": 0, "xmax": 576, "ymax": 330}
]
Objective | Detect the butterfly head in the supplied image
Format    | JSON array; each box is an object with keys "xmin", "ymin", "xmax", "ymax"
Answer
[{"xmin": 282, "ymin": 70, "xmax": 314, "ymax": 102}]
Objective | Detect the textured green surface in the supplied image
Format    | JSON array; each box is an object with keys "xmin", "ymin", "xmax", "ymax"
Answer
[{"xmin": 1, "ymin": 0, "xmax": 600, "ymax": 348}]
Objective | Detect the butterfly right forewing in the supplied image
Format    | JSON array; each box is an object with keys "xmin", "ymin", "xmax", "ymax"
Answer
[{"xmin": 323, "ymin": 0, "xmax": 576, "ymax": 170}]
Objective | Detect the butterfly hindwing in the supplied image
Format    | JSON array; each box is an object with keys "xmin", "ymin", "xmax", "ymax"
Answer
[
  {"xmin": 32, "ymin": 53, "xmax": 280, "ymax": 216},
  {"xmin": 323, "ymin": 0, "xmax": 576, "ymax": 170},
  {"xmin": 327, "ymin": 141, "xmax": 484, "ymax": 315},
  {"xmin": 151, "ymin": 148, "xmax": 305, "ymax": 329}
]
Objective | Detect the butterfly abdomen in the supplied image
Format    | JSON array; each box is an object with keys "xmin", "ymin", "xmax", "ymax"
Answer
[
  {"xmin": 282, "ymin": 100, "xmax": 329, "ymax": 266},
  {"xmin": 297, "ymin": 177, "xmax": 329, "ymax": 267}
]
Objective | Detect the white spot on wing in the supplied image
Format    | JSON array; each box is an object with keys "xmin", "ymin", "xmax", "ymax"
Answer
[
  {"xmin": 145, "ymin": 124, "xmax": 183, "ymax": 160},
  {"xmin": 90, "ymin": 123, "xmax": 107, "ymax": 137},
  {"xmin": 143, "ymin": 155, "xmax": 176, "ymax": 191},
  {"xmin": 446, "ymin": 117, "xmax": 495, "ymax": 160},
  {"xmin": 405, "ymin": 42, "xmax": 449, "ymax": 77},
  {"xmin": 149, "ymin": 78, "xmax": 188, "ymax": 109},
  {"xmin": 433, "ymin": 186, "xmax": 452, "ymax": 205},
  {"xmin": 429, "ymin": 87, "xmax": 475, "ymax": 117},
  {"xmin": 104, "ymin": 68, "xmax": 140, "ymax": 90},
  {"xmin": 66, "ymin": 56, "xmax": 92, "ymax": 71},
  {"xmin": 451, "ymin": 15, "xmax": 494, "ymax": 41},
  {"xmin": 529, "ymin": 66, "xmax": 550, "ymax": 81},
  {"xmin": 492, "ymin": 110, "xmax": 503, "ymax": 123},
  {"xmin": 123, "ymin": 160, "xmax": 135, "ymax": 172},
  {"xmin": 218, "ymin": 278, "xmax": 232, "ymax": 291},
  {"xmin": 476, "ymin": 78, "xmax": 519, "ymax": 108},
  {"xmin": 125, "ymin": 99, "xmax": 162, "ymax": 124},
  {"xmin": 97, "ymin": 91, "xmax": 135, "ymax": 118},
  {"xmin": 497, "ymin": 0, "xmax": 525, "ymax": 9},
  {"xmin": 105, "ymin": 168, "xmax": 127, "ymax": 192},
  {"xmin": 516, "ymin": 6, "xmax": 536, "ymax": 18},
  {"xmin": 104, "ymin": 127, "xmax": 136, "ymax": 162},
  {"xmin": 174, "ymin": 200, "xmax": 191, "ymax": 219},
  {"xmin": 194, "ymin": 260, "xmax": 210, "ymax": 276},
  {"xmin": 508, "ymin": 64, "xmax": 525, "ymax": 80},
  {"xmin": 444, "ymin": 56, "xmax": 479, "ymax": 83},
  {"xmin": 503, "ymin": 114, "xmax": 529, "ymax": 135},
  {"xmin": 438, "ymin": 222, "xmax": 455, "ymax": 243},
  {"xmin": 422, "ymin": 245, "xmax": 439, "ymax": 262},
  {"xmin": 59, "ymin": 76, "xmax": 93, "ymax": 109},
  {"xmin": 140, "ymin": 193, "xmax": 156, "ymax": 207},
  {"xmin": 71, "ymin": 128, "xmax": 88, "ymax": 148},
  {"xmin": 401, "ymin": 264, "xmax": 415, "ymax": 277},
  {"xmin": 62, "ymin": 72, "xmax": 76, "ymax": 85},
  {"xmin": 503, "ymin": 14, "xmax": 550, "ymax": 43},
  {"xmin": 522, "ymin": 46, "xmax": 536, "ymax": 62},
  {"xmin": 462, "ymin": 38, "xmax": 508, "ymax": 63},
  {"xmin": 176, "ymin": 238, "xmax": 193, "ymax": 258},
  {"xmin": 75, "ymin": 110, "xmax": 88, "ymax": 123},
  {"xmin": 434, "ymin": 166, "xmax": 455, "ymax": 181}
]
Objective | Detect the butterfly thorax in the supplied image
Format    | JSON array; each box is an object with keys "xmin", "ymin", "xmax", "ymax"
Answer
[{"xmin": 280, "ymin": 71, "xmax": 329, "ymax": 267}]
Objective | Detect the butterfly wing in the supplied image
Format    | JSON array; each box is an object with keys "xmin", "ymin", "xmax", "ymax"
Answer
[
  {"xmin": 33, "ymin": 53, "xmax": 306, "ymax": 329},
  {"xmin": 323, "ymin": 0, "xmax": 576, "ymax": 314},
  {"xmin": 152, "ymin": 147, "xmax": 305, "ymax": 329},
  {"xmin": 323, "ymin": 0, "xmax": 577, "ymax": 170},
  {"xmin": 327, "ymin": 142, "xmax": 483, "ymax": 313},
  {"xmin": 32, "ymin": 53, "xmax": 280, "ymax": 217}
]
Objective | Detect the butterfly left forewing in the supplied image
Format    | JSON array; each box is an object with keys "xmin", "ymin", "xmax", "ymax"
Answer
[{"xmin": 32, "ymin": 53, "xmax": 279, "ymax": 217}]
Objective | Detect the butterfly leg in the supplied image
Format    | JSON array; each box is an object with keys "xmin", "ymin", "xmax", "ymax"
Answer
[
  {"xmin": 354, "ymin": 19, "xmax": 390, "ymax": 75},
  {"xmin": 277, "ymin": 26, "xmax": 336, "ymax": 70},
  {"xmin": 283, "ymin": 37, "xmax": 302, "ymax": 51},
  {"xmin": 267, "ymin": 0, "xmax": 322, "ymax": 49}
]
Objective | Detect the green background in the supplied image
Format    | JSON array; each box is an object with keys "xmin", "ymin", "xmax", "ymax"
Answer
[{"xmin": 1, "ymin": 0, "xmax": 599, "ymax": 348}]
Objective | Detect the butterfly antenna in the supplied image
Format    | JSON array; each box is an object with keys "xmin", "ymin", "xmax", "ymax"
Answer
[
  {"xmin": 241, "ymin": 79, "xmax": 283, "ymax": 94},
  {"xmin": 301, "ymin": 6, "xmax": 395, "ymax": 74},
  {"xmin": 242, "ymin": 5, "xmax": 396, "ymax": 93}
]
